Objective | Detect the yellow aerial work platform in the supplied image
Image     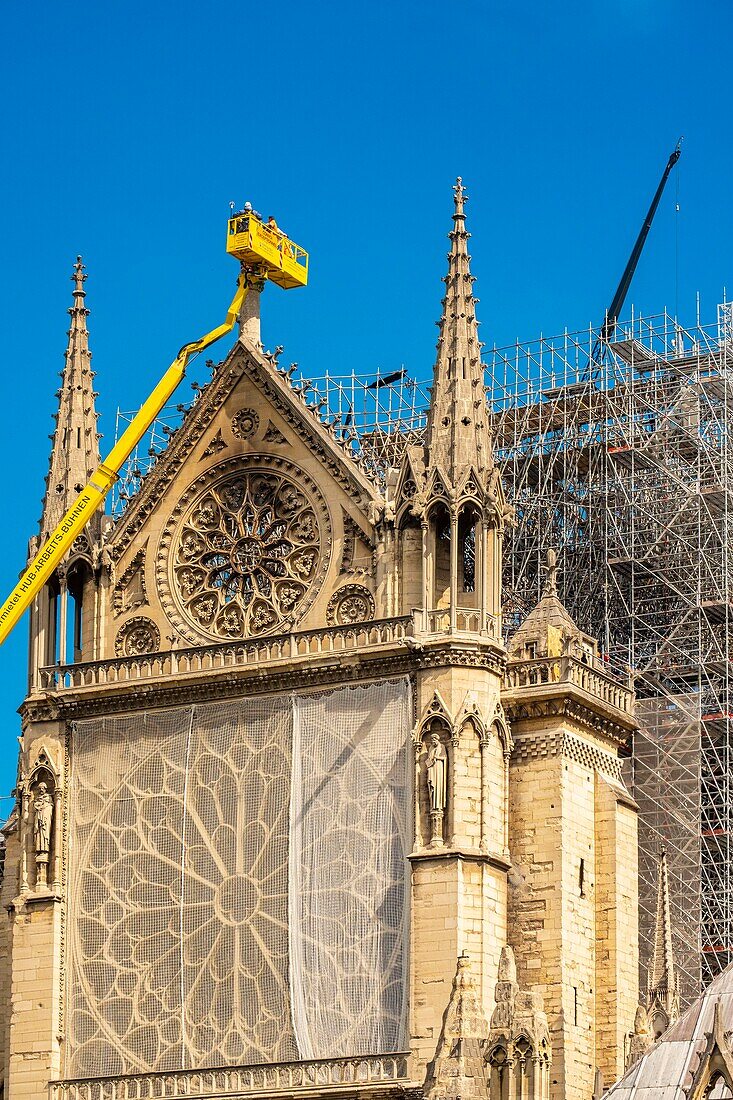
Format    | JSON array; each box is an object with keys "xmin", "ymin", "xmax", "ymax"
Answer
[
  {"xmin": 226, "ymin": 214, "xmax": 308, "ymax": 289},
  {"xmin": 0, "ymin": 204, "xmax": 308, "ymax": 646}
]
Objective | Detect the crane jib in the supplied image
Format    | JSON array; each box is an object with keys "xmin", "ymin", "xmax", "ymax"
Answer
[{"xmin": 601, "ymin": 145, "xmax": 682, "ymax": 344}]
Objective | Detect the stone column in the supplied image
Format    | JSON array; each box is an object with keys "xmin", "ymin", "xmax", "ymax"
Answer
[
  {"xmin": 480, "ymin": 733, "xmax": 490, "ymax": 852},
  {"xmin": 449, "ymin": 509, "xmax": 458, "ymax": 632},
  {"xmin": 421, "ymin": 520, "xmax": 430, "ymax": 626},
  {"xmin": 57, "ymin": 574, "xmax": 68, "ymax": 666},
  {"xmin": 51, "ymin": 786, "xmax": 62, "ymax": 892}
]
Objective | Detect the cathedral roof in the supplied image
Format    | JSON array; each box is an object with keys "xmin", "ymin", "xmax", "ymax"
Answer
[
  {"xmin": 39, "ymin": 257, "xmax": 101, "ymax": 547},
  {"xmin": 603, "ymin": 962, "xmax": 733, "ymax": 1099}
]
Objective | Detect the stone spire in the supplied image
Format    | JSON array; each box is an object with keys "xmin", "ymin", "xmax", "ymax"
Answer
[
  {"xmin": 426, "ymin": 954, "xmax": 490, "ymax": 1099},
  {"xmin": 39, "ymin": 258, "xmax": 101, "ymax": 545},
  {"xmin": 647, "ymin": 850, "xmax": 679, "ymax": 1034},
  {"xmin": 425, "ymin": 178, "xmax": 493, "ymax": 489}
]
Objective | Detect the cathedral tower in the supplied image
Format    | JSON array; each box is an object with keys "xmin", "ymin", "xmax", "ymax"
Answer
[
  {"xmin": 390, "ymin": 179, "xmax": 514, "ymax": 1073},
  {"xmin": 504, "ymin": 553, "xmax": 638, "ymax": 1097},
  {"xmin": 0, "ymin": 187, "xmax": 639, "ymax": 1100}
]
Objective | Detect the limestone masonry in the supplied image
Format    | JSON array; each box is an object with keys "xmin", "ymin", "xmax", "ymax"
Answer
[{"xmin": 0, "ymin": 184, "xmax": 647, "ymax": 1099}]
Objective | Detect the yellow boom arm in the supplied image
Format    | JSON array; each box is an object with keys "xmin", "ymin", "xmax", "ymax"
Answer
[{"xmin": 0, "ymin": 272, "xmax": 249, "ymax": 646}]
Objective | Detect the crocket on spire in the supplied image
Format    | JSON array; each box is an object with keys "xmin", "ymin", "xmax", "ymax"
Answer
[
  {"xmin": 39, "ymin": 257, "xmax": 102, "ymax": 546},
  {"xmin": 424, "ymin": 177, "xmax": 494, "ymax": 492}
]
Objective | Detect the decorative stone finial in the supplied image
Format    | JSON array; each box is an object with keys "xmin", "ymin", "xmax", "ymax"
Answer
[
  {"xmin": 39, "ymin": 259, "xmax": 101, "ymax": 547},
  {"xmin": 424, "ymin": 178, "xmax": 494, "ymax": 487},
  {"xmin": 453, "ymin": 176, "xmax": 467, "ymax": 216},
  {"xmin": 426, "ymin": 953, "xmax": 491, "ymax": 1099},
  {"xmin": 72, "ymin": 255, "xmax": 87, "ymax": 295},
  {"xmin": 543, "ymin": 548, "xmax": 558, "ymax": 597}
]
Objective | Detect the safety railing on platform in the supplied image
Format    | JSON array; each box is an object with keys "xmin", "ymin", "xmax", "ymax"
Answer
[
  {"xmin": 39, "ymin": 617, "xmax": 413, "ymax": 691},
  {"xmin": 49, "ymin": 1051, "xmax": 411, "ymax": 1099}
]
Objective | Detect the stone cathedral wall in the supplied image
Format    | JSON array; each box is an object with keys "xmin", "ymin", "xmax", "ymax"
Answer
[{"xmin": 64, "ymin": 678, "xmax": 411, "ymax": 1078}]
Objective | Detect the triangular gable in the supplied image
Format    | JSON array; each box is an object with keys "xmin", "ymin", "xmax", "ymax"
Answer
[
  {"xmin": 108, "ymin": 338, "xmax": 382, "ymax": 562},
  {"xmin": 457, "ymin": 464, "xmax": 486, "ymax": 504}
]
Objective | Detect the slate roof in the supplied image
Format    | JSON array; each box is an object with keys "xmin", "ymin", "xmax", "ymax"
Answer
[{"xmin": 604, "ymin": 963, "xmax": 733, "ymax": 1098}]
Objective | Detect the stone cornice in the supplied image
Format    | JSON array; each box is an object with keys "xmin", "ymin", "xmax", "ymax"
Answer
[
  {"xmin": 503, "ymin": 681, "xmax": 636, "ymax": 744},
  {"xmin": 408, "ymin": 847, "xmax": 511, "ymax": 873}
]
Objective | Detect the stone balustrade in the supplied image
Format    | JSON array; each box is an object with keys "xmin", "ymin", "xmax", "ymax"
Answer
[
  {"xmin": 418, "ymin": 607, "xmax": 500, "ymax": 639},
  {"xmin": 39, "ymin": 618, "xmax": 413, "ymax": 692},
  {"xmin": 49, "ymin": 1053, "xmax": 411, "ymax": 1099},
  {"xmin": 504, "ymin": 655, "xmax": 634, "ymax": 715}
]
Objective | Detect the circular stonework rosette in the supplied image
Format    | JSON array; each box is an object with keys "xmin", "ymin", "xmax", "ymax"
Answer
[
  {"xmin": 326, "ymin": 583, "xmax": 376, "ymax": 627},
  {"xmin": 231, "ymin": 408, "xmax": 259, "ymax": 440},
  {"xmin": 157, "ymin": 457, "xmax": 332, "ymax": 644},
  {"xmin": 115, "ymin": 616, "xmax": 161, "ymax": 658}
]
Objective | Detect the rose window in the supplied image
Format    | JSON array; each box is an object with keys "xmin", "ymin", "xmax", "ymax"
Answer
[{"xmin": 161, "ymin": 460, "xmax": 330, "ymax": 642}]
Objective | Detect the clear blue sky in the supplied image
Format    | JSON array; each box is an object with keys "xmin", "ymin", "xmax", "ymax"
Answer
[{"xmin": 0, "ymin": 0, "xmax": 730, "ymax": 801}]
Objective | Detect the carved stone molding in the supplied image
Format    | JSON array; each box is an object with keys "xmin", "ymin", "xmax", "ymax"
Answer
[
  {"xmin": 263, "ymin": 421, "xmax": 288, "ymax": 445},
  {"xmin": 156, "ymin": 455, "xmax": 332, "ymax": 645},
  {"xmin": 231, "ymin": 407, "xmax": 259, "ymax": 440},
  {"xmin": 112, "ymin": 544, "xmax": 148, "ymax": 617},
  {"xmin": 114, "ymin": 616, "xmax": 161, "ymax": 658},
  {"xmin": 340, "ymin": 510, "xmax": 375, "ymax": 574},
  {"xmin": 510, "ymin": 728, "xmax": 623, "ymax": 781},
  {"xmin": 326, "ymin": 584, "xmax": 375, "ymax": 627},
  {"xmin": 201, "ymin": 429, "xmax": 227, "ymax": 459},
  {"xmin": 504, "ymin": 692, "xmax": 632, "ymax": 745},
  {"xmin": 24, "ymin": 659, "xmax": 419, "ymax": 722},
  {"xmin": 108, "ymin": 342, "xmax": 380, "ymax": 563},
  {"xmin": 242, "ymin": 355, "xmax": 379, "ymax": 510}
]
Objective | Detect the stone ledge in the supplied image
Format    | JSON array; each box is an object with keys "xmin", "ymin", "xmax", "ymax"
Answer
[
  {"xmin": 50, "ymin": 1053, "xmax": 421, "ymax": 1100},
  {"xmin": 408, "ymin": 846, "xmax": 511, "ymax": 872}
]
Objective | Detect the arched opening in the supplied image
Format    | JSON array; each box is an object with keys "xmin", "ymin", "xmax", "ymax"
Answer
[
  {"xmin": 707, "ymin": 1074, "xmax": 733, "ymax": 1099},
  {"xmin": 399, "ymin": 513, "xmax": 422, "ymax": 615},
  {"xmin": 43, "ymin": 575, "xmax": 60, "ymax": 668},
  {"xmin": 458, "ymin": 503, "xmax": 480, "ymax": 607},
  {"xmin": 429, "ymin": 503, "xmax": 451, "ymax": 610},
  {"xmin": 66, "ymin": 559, "xmax": 92, "ymax": 663}
]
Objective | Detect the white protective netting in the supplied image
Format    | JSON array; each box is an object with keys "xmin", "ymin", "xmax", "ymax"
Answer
[
  {"xmin": 66, "ymin": 678, "xmax": 411, "ymax": 1077},
  {"xmin": 289, "ymin": 680, "xmax": 411, "ymax": 1059}
]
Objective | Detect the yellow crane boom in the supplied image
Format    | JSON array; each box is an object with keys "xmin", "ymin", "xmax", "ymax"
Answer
[{"xmin": 0, "ymin": 210, "xmax": 309, "ymax": 647}]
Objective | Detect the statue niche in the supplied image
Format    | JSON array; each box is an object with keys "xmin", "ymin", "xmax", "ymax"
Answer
[
  {"xmin": 28, "ymin": 766, "xmax": 58, "ymax": 891},
  {"xmin": 422, "ymin": 722, "xmax": 449, "ymax": 848}
]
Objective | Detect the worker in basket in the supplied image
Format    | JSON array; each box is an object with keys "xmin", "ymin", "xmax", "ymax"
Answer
[{"xmin": 268, "ymin": 215, "xmax": 294, "ymax": 258}]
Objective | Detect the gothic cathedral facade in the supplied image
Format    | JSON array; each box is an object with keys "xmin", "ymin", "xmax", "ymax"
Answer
[{"xmin": 0, "ymin": 183, "xmax": 639, "ymax": 1100}]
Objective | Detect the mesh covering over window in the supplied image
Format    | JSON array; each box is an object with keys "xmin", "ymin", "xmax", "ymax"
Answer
[{"xmin": 66, "ymin": 679, "xmax": 411, "ymax": 1077}]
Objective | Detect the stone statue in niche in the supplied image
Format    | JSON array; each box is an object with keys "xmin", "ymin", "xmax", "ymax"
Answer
[
  {"xmin": 32, "ymin": 780, "xmax": 54, "ymax": 887},
  {"xmin": 425, "ymin": 730, "xmax": 448, "ymax": 847}
]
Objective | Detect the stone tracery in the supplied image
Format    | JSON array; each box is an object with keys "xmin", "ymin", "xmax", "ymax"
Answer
[{"xmin": 159, "ymin": 459, "xmax": 331, "ymax": 643}]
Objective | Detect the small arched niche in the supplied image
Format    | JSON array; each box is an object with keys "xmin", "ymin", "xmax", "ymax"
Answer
[{"xmin": 418, "ymin": 718, "xmax": 450, "ymax": 849}]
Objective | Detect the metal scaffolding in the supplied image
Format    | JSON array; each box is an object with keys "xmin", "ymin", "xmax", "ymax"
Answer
[
  {"xmin": 112, "ymin": 303, "xmax": 733, "ymax": 1005},
  {"xmin": 489, "ymin": 302, "xmax": 733, "ymax": 1006}
]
